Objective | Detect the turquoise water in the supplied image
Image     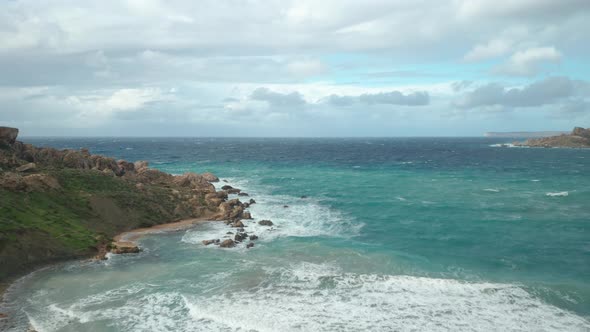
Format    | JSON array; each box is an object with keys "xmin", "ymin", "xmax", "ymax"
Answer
[{"xmin": 3, "ymin": 138, "xmax": 590, "ymax": 331}]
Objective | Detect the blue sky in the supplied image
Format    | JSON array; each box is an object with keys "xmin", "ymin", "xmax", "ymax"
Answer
[{"xmin": 0, "ymin": 0, "xmax": 589, "ymax": 136}]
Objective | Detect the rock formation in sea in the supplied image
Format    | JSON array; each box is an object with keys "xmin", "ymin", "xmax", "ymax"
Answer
[
  {"xmin": 515, "ymin": 127, "xmax": 590, "ymax": 148},
  {"xmin": 0, "ymin": 126, "xmax": 255, "ymax": 282}
]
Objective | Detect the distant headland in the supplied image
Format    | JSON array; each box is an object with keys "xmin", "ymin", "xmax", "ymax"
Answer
[{"xmin": 514, "ymin": 127, "xmax": 590, "ymax": 148}]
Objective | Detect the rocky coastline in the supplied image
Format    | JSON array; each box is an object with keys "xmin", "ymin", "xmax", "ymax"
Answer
[
  {"xmin": 0, "ymin": 126, "xmax": 271, "ymax": 299},
  {"xmin": 514, "ymin": 127, "xmax": 590, "ymax": 148}
]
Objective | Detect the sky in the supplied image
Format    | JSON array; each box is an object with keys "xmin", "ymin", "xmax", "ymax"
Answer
[{"xmin": 1, "ymin": 0, "xmax": 589, "ymax": 137}]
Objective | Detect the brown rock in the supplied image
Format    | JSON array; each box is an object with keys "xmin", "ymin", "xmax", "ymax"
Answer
[
  {"xmin": 0, "ymin": 126, "xmax": 18, "ymax": 145},
  {"xmin": 111, "ymin": 245, "xmax": 141, "ymax": 254},
  {"xmin": 22, "ymin": 174, "xmax": 61, "ymax": 191},
  {"xmin": 201, "ymin": 172, "xmax": 219, "ymax": 182},
  {"xmin": 219, "ymin": 239, "xmax": 235, "ymax": 248},
  {"xmin": 232, "ymin": 220, "xmax": 245, "ymax": 228},
  {"xmin": 16, "ymin": 162, "xmax": 36, "ymax": 172},
  {"xmin": 202, "ymin": 239, "xmax": 219, "ymax": 246},
  {"xmin": 242, "ymin": 211, "xmax": 253, "ymax": 219},
  {"xmin": 134, "ymin": 160, "xmax": 149, "ymax": 172}
]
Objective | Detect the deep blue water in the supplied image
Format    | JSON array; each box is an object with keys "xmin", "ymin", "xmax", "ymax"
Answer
[{"xmin": 4, "ymin": 137, "xmax": 590, "ymax": 331}]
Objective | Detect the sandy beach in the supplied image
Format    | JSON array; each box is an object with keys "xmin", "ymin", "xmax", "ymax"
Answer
[{"xmin": 112, "ymin": 217, "xmax": 214, "ymax": 249}]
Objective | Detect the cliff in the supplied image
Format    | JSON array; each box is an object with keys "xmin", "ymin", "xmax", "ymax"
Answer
[
  {"xmin": 0, "ymin": 127, "xmax": 242, "ymax": 283},
  {"xmin": 515, "ymin": 127, "xmax": 590, "ymax": 148}
]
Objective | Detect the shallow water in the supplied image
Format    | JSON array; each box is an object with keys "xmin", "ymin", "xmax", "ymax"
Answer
[{"xmin": 3, "ymin": 137, "xmax": 590, "ymax": 331}]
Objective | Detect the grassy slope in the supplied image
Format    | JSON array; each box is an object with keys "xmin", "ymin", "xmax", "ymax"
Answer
[{"xmin": 0, "ymin": 168, "xmax": 179, "ymax": 281}]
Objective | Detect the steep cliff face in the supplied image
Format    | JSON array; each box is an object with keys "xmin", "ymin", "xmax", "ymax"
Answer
[
  {"xmin": 517, "ymin": 127, "xmax": 590, "ymax": 148},
  {"xmin": 0, "ymin": 127, "xmax": 230, "ymax": 282}
]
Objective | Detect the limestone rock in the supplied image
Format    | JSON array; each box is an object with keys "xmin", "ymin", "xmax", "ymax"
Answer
[
  {"xmin": 16, "ymin": 162, "xmax": 36, "ymax": 172},
  {"xmin": 0, "ymin": 127, "xmax": 18, "ymax": 146},
  {"xmin": 219, "ymin": 239, "xmax": 235, "ymax": 248},
  {"xmin": 201, "ymin": 172, "xmax": 219, "ymax": 182}
]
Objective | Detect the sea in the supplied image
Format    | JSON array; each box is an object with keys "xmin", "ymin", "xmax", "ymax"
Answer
[{"xmin": 2, "ymin": 137, "xmax": 590, "ymax": 331}]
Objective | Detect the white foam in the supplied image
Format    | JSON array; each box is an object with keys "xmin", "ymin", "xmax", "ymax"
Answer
[
  {"xmin": 546, "ymin": 191, "xmax": 569, "ymax": 197},
  {"xmin": 206, "ymin": 177, "xmax": 361, "ymax": 243},
  {"xmin": 181, "ymin": 262, "xmax": 590, "ymax": 332},
  {"xmin": 483, "ymin": 188, "xmax": 500, "ymax": 192}
]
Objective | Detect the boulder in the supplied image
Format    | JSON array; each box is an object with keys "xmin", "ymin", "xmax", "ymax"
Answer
[
  {"xmin": 134, "ymin": 160, "xmax": 149, "ymax": 172},
  {"xmin": 249, "ymin": 199, "xmax": 256, "ymax": 205},
  {"xmin": 227, "ymin": 188, "xmax": 241, "ymax": 194},
  {"xmin": 300, "ymin": 195, "xmax": 308, "ymax": 199},
  {"xmin": 238, "ymin": 192, "xmax": 249, "ymax": 196},
  {"xmin": 283, "ymin": 205, "xmax": 289, "ymax": 208},
  {"xmin": 16, "ymin": 162, "xmax": 36, "ymax": 172},
  {"xmin": 173, "ymin": 172, "xmax": 215, "ymax": 192},
  {"xmin": 258, "ymin": 219, "xmax": 274, "ymax": 226},
  {"xmin": 111, "ymin": 245, "xmax": 141, "ymax": 254},
  {"xmin": 202, "ymin": 239, "xmax": 219, "ymax": 246},
  {"xmin": 201, "ymin": 172, "xmax": 219, "ymax": 182},
  {"xmin": 221, "ymin": 185, "xmax": 234, "ymax": 190},
  {"xmin": 0, "ymin": 127, "xmax": 18, "ymax": 146},
  {"xmin": 22, "ymin": 174, "xmax": 61, "ymax": 191},
  {"xmin": 242, "ymin": 212, "xmax": 253, "ymax": 219},
  {"xmin": 219, "ymin": 239, "xmax": 235, "ymax": 248},
  {"xmin": 0, "ymin": 172, "xmax": 26, "ymax": 191},
  {"xmin": 234, "ymin": 233, "xmax": 248, "ymax": 242},
  {"xmin": 246, "ymin": 243, "xmax": 255, "ymax": 249},
  {"xmin": 117, "ymin": 160, "xmax": 135, "ymax": 173},
  {"xmin": 232, "ymin": 220, "xmax": 245, "ymax": 228},
  {"xmin": 249, "ymin": 235, "xmax": 258, "ymax": 240}
]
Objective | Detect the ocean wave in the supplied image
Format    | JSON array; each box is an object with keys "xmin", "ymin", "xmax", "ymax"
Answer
[
  {"xmin": 483, "ymin": 188, "xmax": 500, "ymax": 192},
  {"xmin": 546, "ymin": 191, "xmax": 569, "ymax": 197},
  {"xmin": 180, "ymin": 262, "xmax": 590, "ymax": 332},
  {"xmin": 184, "ymin": 177, "xmax": 362, "ymax": 245}
]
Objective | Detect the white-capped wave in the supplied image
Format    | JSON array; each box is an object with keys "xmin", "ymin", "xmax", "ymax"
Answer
[
  {"xmin": 180, "ymin": 262, "xmax": 589, "ymax": 332},
  {"xmin": 483, "ymin": 188, "xmax": 500, "ymax": 192},
  {"xmin": 546, "ymin": 191, "xmax": 569, "ymax": 197},
  {"xmin": 202, "ymin": 177, "xmax": 361, "ymax": 244}
]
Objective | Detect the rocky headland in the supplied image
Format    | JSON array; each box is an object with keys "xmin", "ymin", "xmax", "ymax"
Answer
[
  {"xmin": 0, "ymin": 126, "xmax": 266, "ymax": 288},
  {"xmin": 514, "ymin": 127, "xmax": 590, "ymax": 148}
]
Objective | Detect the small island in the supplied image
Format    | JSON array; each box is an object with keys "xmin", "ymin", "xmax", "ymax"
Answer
[{"xmin": 514, "ymin": 127, "xmax": 590, "ymax": 148}]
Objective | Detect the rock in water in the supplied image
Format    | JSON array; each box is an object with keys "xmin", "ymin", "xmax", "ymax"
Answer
[
  {"xmin": 238, "ymin": 192, "xmax": 249, "ymax": 196},
  {"xmin": 202, "ymin": 239, "xmax": 218, "ymax": 246},
  {"xmin": 242, "ymin": 212, "xmax": 253, "ymax": 219},
  {"xmin": 201, "ymin": 172, "xmax": 219, "ymax": 182},
  {"xmin": 249, "ymin": 235, "xmax": 258, "ymax": 240},
  {"xmin": 111, "ymin": 246, "xmax": 141, "ymax": 254},
  {"xmin": 219, "ymin": 239, "xmax": 235, "ymax": 248},
  {"xmin": 235, "ymin": 233, "xmax": 248, "ymax": 242},
  {"xmin": 249, "ymin": 198, "xmax": 256, "ymax": 205},
  {"xmin": 0, "ymin": 126, "xmax": 18, "ymax": 146},
  {"xmin": 258, "ymin": 219, "xmax": 274, "ymax": 226},
  {"xmin": 232, "ymin": 220, "xmax": 245, "ymax": 228},
  {"xmin": 221, "ymin": 185, "xmax": 233, "ymax": 190},
  {"xmin": 246, "ymin": 243, "xmax": 255, "ymax": 249}
]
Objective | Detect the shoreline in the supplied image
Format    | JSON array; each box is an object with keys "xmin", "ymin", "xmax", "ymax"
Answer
[
  {"xmin": 0, "ymin": 217, "xmax": 216, "ymax": 321},
  {"xmin": 112, "ymin": 217, "xmax": 214, "ymax": 249}
]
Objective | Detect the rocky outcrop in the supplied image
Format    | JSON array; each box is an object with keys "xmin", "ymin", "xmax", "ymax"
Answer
[
  {"xmin": 0, "ymin": 127, "xmax": 230, "ymax": 281},
  {"xmin": 517, "ymin": 127, "xmax": 590, "ymax": 148},
  {"xmin": 201, "ymin": 172, "xmax": 219, "ymax": 182},
  {"xmin": 111, "ymin": 245, "xmax": 141, "ymax": 254},
  {"xmin": 0, "ymin": 127, "xmax": 18, "ymax": 146}
]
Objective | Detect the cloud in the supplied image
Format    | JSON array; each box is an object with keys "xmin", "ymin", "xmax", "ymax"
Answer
[
  {"xmin": 454, "ymin": 76, "xmax": 586, "ymax": 109},
  {"xmin": 456, "ymin": 0, "xmax": 590, "ymax": 20},
  {"xmin": 250, "ymin": 87, "xmax": 307, "ymax": 108},
  {"xmin": 494, "ymin": 46, "xmax": 562, "ymax": 76},
  {"xmin": 324, "ymin": 91, "xmax": 430, "ymax": 107},
  {"xmin": 464, "ymin": 39, "xmax": 512, "ymax": 62}
]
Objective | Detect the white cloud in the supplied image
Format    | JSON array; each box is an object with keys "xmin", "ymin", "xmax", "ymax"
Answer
[
  {"xmin": 495, "ymin": 46, "xmax": 562, "ymax": 76},
  {"xmin": 464, "ymin": 39, "xmax": 512, "ymax": 62}
]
